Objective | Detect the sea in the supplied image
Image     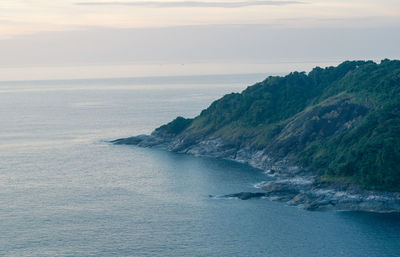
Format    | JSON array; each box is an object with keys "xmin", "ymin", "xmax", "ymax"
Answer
[{"xmin": 0, "ymin": 74, "xmax": 399, "ymax": 257}]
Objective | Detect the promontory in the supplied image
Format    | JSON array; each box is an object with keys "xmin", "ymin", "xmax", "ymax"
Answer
[{"xmin": 113, "ymin": 60, "xmax": 400, "ymax": 212}]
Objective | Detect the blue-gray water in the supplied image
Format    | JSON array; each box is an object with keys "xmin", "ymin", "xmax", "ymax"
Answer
[{"xmin": 0, "ymin": 75, "xmax": 399, "ymax": 257}]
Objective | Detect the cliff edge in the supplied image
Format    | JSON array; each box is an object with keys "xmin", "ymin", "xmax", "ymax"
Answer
[{"xmin": 113, "ymin": 60, "xmax": 400, "ymax": 212}]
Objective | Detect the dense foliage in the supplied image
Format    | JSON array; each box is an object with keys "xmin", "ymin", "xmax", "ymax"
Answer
[
  {"xmin": 155, "ymin": 116, "xmax": 193, "ymax": 136},
  {"xmin": 157, "ymin": 60, "xmax": 400, "ymax": 191}
]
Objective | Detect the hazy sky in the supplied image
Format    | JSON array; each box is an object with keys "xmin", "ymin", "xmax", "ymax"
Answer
[
  {"xmin": 0, "ymin": 0, "xmax": 399, "ymax": 80},
  {"xmin": 2, "ymin": 0, "xmax": 399, "ymax": 38}
]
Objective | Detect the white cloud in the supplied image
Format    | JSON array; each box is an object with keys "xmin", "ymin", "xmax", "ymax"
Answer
[
  {"xmin": 76, "ymin": 1, "xmax": 303, "ymax": 8},
  {"xmin": 0, "ymin": 0, "xmax": 399, "ymax": 38}
]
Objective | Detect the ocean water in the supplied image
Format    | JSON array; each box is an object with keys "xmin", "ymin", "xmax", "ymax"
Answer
[{"xmin": 0, "ymin": 75, "xmax": 399, "ymax": 257}]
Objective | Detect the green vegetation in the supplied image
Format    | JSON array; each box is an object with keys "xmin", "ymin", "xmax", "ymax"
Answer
[
  {"xmin": 156, "ymin": 60, "xmax": 400, "ymax": 191},
  {"xmin": 155, "ymin": 116, "xmax": 193, "ymax": 136}
]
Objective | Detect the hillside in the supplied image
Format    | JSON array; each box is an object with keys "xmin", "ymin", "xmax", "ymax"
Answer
[{"xmin": 116, "ymin": 60, "xmax": 400, "ymax": 192}]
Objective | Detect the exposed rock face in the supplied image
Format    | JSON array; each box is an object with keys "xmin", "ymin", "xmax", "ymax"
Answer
[
  {"xmin": 134, "ymin": 97, "xmax": 369, "ymax": 170},
  {"xmin": 111, "ymin": 99, "xmax": 400, "ymax": 212},
  {"xmin": 212, "ymin": 192, "xmax": 267, "ymax": 200},
  {"xmin": 258, "ymin": 178, "xmax": 400, "ymax": 212},
  {"xmin": 112, "ymin": 134, "xmax": 168, "ymax": 148},
  {"xmin": 112, "ymin": 60, "xmax": 400, "ymax": 212},
  {"xmin": 112, "ymin": 133, "xmax": 400, "ymax": 212}
]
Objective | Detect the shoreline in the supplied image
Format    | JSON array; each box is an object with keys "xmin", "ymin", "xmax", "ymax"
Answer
[{"xmin": 112, "ymin": 134, "xmax": 400, "ymax": 213}]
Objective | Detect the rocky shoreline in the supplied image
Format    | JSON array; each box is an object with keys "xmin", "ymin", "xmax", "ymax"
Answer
[{"xmin": 112, "ymin": 133, "xmax": 400, "ymax": 213}]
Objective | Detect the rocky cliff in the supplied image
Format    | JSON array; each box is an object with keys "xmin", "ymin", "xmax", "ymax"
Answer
[{"xmin": 113, "ymin": 60, "xmax": 400, "ymax": 212}]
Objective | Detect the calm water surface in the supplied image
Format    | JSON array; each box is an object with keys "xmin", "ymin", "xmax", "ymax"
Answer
[{"xmin": 0, "ymin": 75, "xmax": 399, "ymax": 257}]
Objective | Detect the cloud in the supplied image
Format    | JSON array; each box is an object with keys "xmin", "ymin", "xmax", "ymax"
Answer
[{"xmin": 75, "ymin": 1, "xmax": 303, "ymax": 8}]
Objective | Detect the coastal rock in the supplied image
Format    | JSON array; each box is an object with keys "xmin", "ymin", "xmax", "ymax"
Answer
[
  {"xmin": 214, "ymin": 192, "xmax": 267, "ymax": 200},
  {"xmin": 111, "ymin": 134, "xmax": 168, "ymax": 148},
  {"xmin": 112, "ymin": 60, "xmax": 400, "ymax": 213},
  {"xmin": 112, "ymin": 133, "xmax": 400, "ymax": 212}
]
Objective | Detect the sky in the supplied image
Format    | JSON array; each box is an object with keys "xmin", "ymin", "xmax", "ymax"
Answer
[{"xmin": 0, "ymin": 0, "xmax": 399, "ymax": 80}]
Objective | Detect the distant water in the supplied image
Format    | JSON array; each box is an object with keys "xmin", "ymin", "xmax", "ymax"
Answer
[{"xmin": 0, "ymin": 75, "xmax": 399, "ymax": 257}]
